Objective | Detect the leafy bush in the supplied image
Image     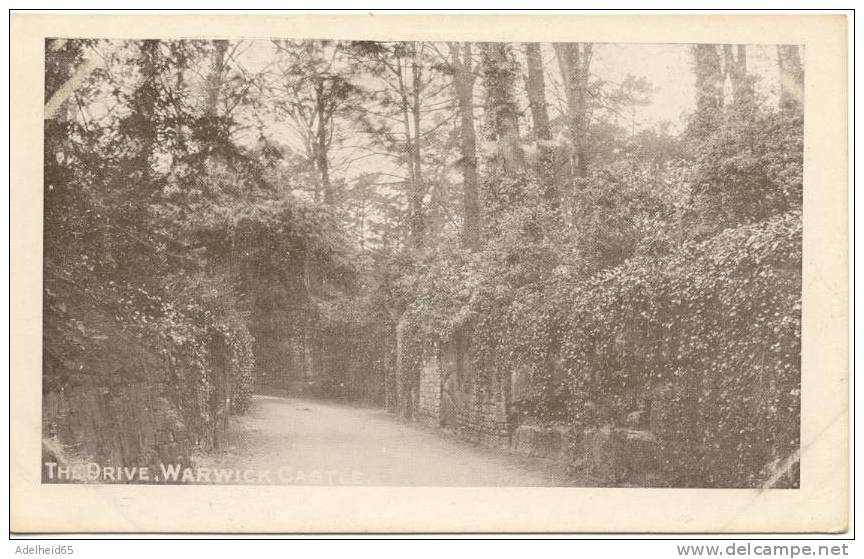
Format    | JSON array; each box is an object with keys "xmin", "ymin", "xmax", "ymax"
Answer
[
  {"xmin": 688, "ymin": 105, "xmax": 803, "ymax": 232},
  {"xmin": 382, "ymin": 206, "xmax": 800, "ymax": 487},
  {"xmin": 539, "ymin": 211, "xmax": 800, "ymax": 486}
]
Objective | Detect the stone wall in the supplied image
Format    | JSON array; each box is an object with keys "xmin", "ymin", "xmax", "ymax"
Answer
[
  {"xmin": 386, "ymin": 323, "xmax": 664, "ymax": 484},
  {"xmin": 511, "ymin": 422, "xmax": 573, "ymax": 462},
  {"xmin": 460, "ymin": 381, "xmax": 510, "ymax": 449},
  {"xmin": 417, "ymin": 349, "xmax": 441, "ymax": 427},
  {"xmin": 42, "ymin": 382, "xmax": 190, "ymax": 482},
  {"xmin": 392, "ymin": 319, "xmax": 418, "ymax": 418},
  {"xmin": 510, "ymin": 421, "xmax": 662, "ymax": 484},
  {"xmin": 388, "ymin": 325, "xmax": 512, "ymax": 448},
  {"xmin": 435, "ymin": 333, "xmax": 511, "ymax": 449},
  {"xmin": 41, "ymin": 276, "xmax": 196, "ymax": 481}
]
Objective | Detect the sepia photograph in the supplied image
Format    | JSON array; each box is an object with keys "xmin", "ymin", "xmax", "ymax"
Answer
[
  {"xmin": 10, "ymin": 11, "xmax": 850, "ymax": 535},
  {"xmin": 40, "ymin": 34, "xmax": 805, "ymax": 489}
]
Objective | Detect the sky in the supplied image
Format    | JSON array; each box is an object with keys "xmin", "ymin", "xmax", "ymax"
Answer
[
  {"xmin": 82, "ymin": 39, "xmax": 788, "ymax": 139},
  {"xmin": 589, "ymin": 43, "xmax": 782, "ymax": 131},
  {"xmin": 232, "ymin": 40, "xmax": 785, "ymax": 143}
]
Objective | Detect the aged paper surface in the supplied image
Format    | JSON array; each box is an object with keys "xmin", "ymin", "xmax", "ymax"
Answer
[{"xmin": 11, "ymin": 12, "xmax": 848, "ymax": 533}]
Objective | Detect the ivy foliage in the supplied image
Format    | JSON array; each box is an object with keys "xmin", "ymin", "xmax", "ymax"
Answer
[
  {"xmin": 43, "ymin": 40, "xmax": 358, "ymax": 458},
  {"xmin": 378, "ymin": 98, "xmax": 802, "ymax": 487}
]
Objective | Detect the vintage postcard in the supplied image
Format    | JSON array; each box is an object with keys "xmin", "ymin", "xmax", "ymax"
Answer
[{"xmin": 10, "ymin": 12, "xmax": 849, "ymax": 533}]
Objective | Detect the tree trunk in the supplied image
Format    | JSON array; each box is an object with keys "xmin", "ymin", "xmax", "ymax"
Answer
[
  {"xmin": 410, "ymin": 50, "xmax": 425, "ymax": 246},
  {"xmin": 572, "ymin": 44, "xmax": 591, "ymax": 179},
  {"xmin": 692, "ymin": 44, "xmax": 724, "ymax": 129},
  {"xmin": 554, "ymin": 43, "xmax": 592, "ymax": 180},
  {"xmin": 393, "ymin": 53, "xmax": 424, "ymax": 248},
  {"xmin": 777, "ymin": 45, "xmax": 804, "ymax": 112},
  {"xmin": 482, "ymin": 43, "xmax": 524, "ymax": 174},
  {"xmin": 523, "ymin": 42, "xmax": 558, "ymax": 208},
  {"xmin": 134, "ymin": 40, "xmax": 161, "ymax": 188},
  {"xmin": 450, "ymin": 42, "xmax": 481, "ymax": 251},
  {"xmin": 723, "ymin": 44, "xmax": 752, "ymax": 106},
  {"xmin": 205, "ymin": 40, "xmax": 228, "ymax": 116},
  {"xmin": 173, "ymin": 53, "xmax": 187, "ymax": 158},
  {"xmin": 314, "ymin": 78, "xmax": 334, "ymax": 205}
]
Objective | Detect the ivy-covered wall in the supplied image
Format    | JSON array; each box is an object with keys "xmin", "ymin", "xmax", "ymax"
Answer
[
  {"xmin": 42, "ymin": 272, "xmax": 256, "ymax": 478},
  {"xmin": 381, "ymin": 211, "xmax": 800, "ymax": 487}
]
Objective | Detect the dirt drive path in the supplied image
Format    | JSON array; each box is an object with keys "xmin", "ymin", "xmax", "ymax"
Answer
[{"xmin": 196, "ymin": 394, "xmax": 579, "ymax": 486}]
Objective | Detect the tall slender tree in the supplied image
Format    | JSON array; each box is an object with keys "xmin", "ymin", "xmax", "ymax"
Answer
[
  {"xmin": 205, "ymin": 40, "xmax": 229, "ymax": 114},
  {"xmin": 523, "ymin": 42, "xmax": 557, "ymax": 208},
  {"xmin": 408, "ymin": 43, "xmax": 427, "ymax": 245},
  {"xmin": 449, "ymin": 42, "xmax": 481, "ymax": 250},
  {"xmin": 691, "ymin": 44, "xmax": 725, "ymax": 137},
  {"xmin": 723, "ymin": 44, "xmax": 752, "ymax": 106},
  {"xmin": 271, "ymin": 40, "xmax": 358, "ymax": 205},
  {"xmin": 777, "ymin": 45, "xmax": 804, "ymax": 112},
  {"xmin": 554, "ymin": 42, "xmax": 593, "ymax": 180},
  {"xmin": 347, "ymin": 41, "xmax": 439, "ymax": 248},
  {"xmin": 481, "ymin": 42, "xmax": 524, "ymax": 174}
]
